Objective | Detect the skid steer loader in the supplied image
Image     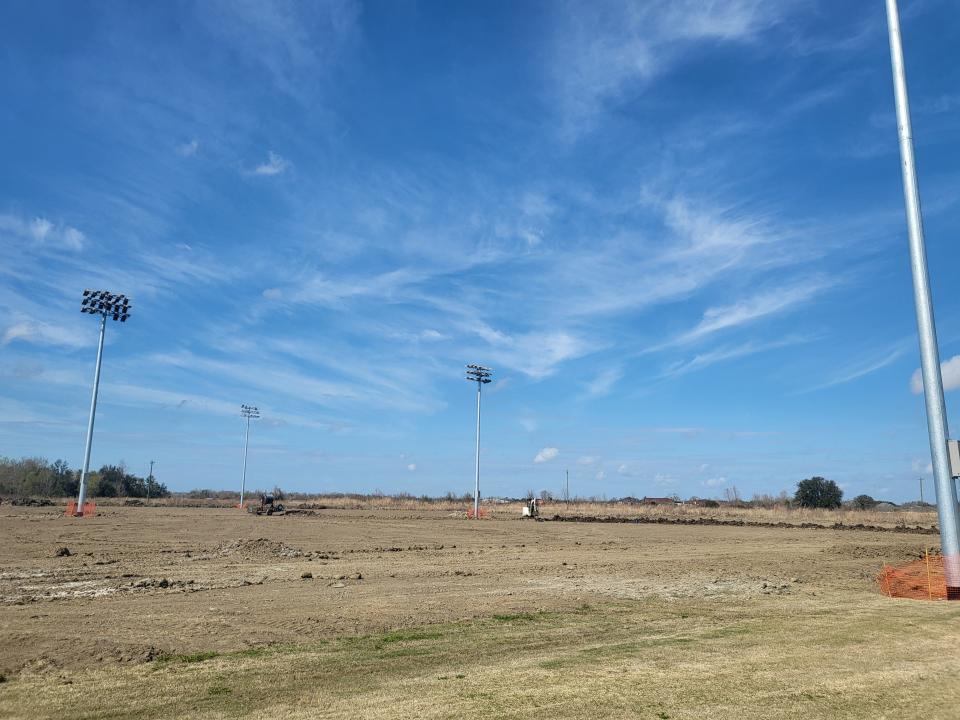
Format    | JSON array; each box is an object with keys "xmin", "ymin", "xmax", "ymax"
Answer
[{"xmin": 248, "ymin": 493, "xmax": 285, "ymax": 516}]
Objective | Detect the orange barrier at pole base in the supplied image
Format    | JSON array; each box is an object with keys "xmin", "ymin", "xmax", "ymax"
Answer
[
  {"xmin": 466, "ymin": 508, "xmax": 489, "ymax": 519},
  {"xmin": 878, "ymin": 553, "xmax": 948, "ymax": 600},
  {"xmin": 65, "ymin": 501, "xmax": 97, "ymax": 517}
]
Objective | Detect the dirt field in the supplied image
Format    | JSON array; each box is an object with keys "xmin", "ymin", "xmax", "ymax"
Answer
[{"xmin": 1, "ymin": 504, "xmax": 958, "ymax": 719}]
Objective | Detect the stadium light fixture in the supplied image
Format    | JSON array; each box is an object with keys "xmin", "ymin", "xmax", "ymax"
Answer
[
  {"xmin": 886, "ymin": 0, "xmax": 960, "ymax": 598},
  {"xmin": 465, "ymin": 364, "xmax": 493, "ymax": 518},
  {"xmin": 240, "ymin": 404, "xmax": 260, "ymax": 507},
  {"xmin": 74, "ymin": 289, "xmax": 132, "ymax": 516}
]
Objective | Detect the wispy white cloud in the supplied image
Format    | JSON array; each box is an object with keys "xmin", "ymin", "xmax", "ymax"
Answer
[
  {"xmin": 177, "ymin": 139, "xmax": 199, "ymax": 157},
  {"xmin": 195, "ymin": 0, "xmax": 361, "ymax": 99},
  {"xmin": 544, "ymin": 195, "xmax": 803, "ymax": 322},
  {"xmin": 911, "ymin": 457, "xmax": 933, "ymax": 476},
  {"xmin": 150, "ymin": 348, "xmax": 436, "ymax": 414},
  {"xmin": 0, "ymin": 213, "xmax": 86, "ymax": 251},
  {"xmin": 534, "ymin": 447, "xmax": 559, "ymax": 463},
  {"xmin": 672, "ymin": 279, "xmax": 831, "ymax": 346},
  {"xmin": 1, "ymin": 319, "xmax": 90, "ymax": 349},
  {"xmin": 30, "ymin": 217, "xmax": 53, "ymax": 241},
  {"xmin": 917, "ymin": 94, "xmax": 960, "ymax": 115},
  {"xmin": 799, "ymin": 340, "xmax": 911, "ymax": 394},
  {"xmin": 911, "ymin": 354, "xmax": 960, "ymax": 395},
  {"xmin": 551, "ymin": 0, "xmax": 792, "ymax": 139},
  {"xmin": 252, "ymin": 150, "xmax": 290, "ymax": 176},
  {"xmin": 653, "ymin": 473, "xmax": 676, "ymax": 487},
  {"xmin": 662, "ymin": 336, "xmax": 809, "ymax": 379},
  {"xmin": 485, "ymin": 330, "xmax": 591, "ymax": 380},
  {"xmin": 585, "ymin": 367, "xmax": 622, "ymax": 397}
]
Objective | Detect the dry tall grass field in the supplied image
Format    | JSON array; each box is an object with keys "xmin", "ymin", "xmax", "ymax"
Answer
[
  {"xmin": 0, "ymin": 503, "xmax": 957, "ymax": 719},
  {"xmin": 109, "ymin": 494, "xmax": 940, "ymax": 530}
]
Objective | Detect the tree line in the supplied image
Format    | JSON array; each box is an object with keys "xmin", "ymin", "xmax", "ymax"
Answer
[
  {"xmin": 0, "ymin": 457, "xmax": 169, "ymax": 498},
  {"xmin": 0, "ymin": 459, "xmax": 909, "ymax": 510}
]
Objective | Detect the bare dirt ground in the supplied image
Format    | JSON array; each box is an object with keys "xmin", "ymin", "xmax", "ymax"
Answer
[{"xmin": 0, "ymin": 504, "xmax": 956, "ymax": 719}]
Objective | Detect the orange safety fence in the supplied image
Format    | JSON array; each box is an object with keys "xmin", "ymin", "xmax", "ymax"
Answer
[
  {"xmin": 878, "ymin": 550, "xmax": 946, "ymax": 600},
  {"xmin": 65, "ymin": 501, "xmax": 97, "ymax": 517},
  {"xmin": 466, "ymin": 507, "xmax": 489, "ymax": 519}
]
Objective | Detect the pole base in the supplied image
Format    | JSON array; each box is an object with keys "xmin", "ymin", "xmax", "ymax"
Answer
[
  {"xmin": 948, "ymin": 586, "xmax": 960, "ymax": 601},
  {"xmin": 65, "ymin": 501, "xmax": 96, "ymax": 517}
]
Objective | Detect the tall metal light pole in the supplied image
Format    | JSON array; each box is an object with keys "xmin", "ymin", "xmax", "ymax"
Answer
[
  {"xmin": 886, "ymin": 0, "xmax": 960, "ymax": 599},
  {"xmin": 239, "ymin": 404, "xmax": 260, "ymax": 507},
  {"xmin": 465, "ymin": 365, "xmax": 492, "ymax": 518},
  {"xmin": 74, "ymin": 290, "xmax": 131, "ymax": 516},
  {"xmin": 147, "ymin": 460, "xmax": 155, "ymax": 500}
]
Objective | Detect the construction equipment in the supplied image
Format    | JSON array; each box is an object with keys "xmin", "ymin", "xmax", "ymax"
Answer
[
  {"xmin": 521, "ymin": 498, "xmax": 540, "ymax": 518},
  {"xmin": 247, "ymin": 494, "xmax": 285, "ymax": 516}
]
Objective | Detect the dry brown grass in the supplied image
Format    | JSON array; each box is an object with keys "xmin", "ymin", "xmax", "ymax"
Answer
[
  {"xmin": 537, "ymin": 500, "xmax": 937, "ymax": 528},
  {"xmin": 90, "ymin": 495, "xmax": 939, "ymax": 530},
  {"xmin": 0, "ymin": 505, "xmax": 951, "ymax": 719},
  {"xmin": 3, "ymin": 594, "xmax": 958, "ymax": 719}
]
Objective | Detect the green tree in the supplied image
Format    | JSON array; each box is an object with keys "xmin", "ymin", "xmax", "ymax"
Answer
[
  {"xmin": 95, "ymin": 466, "xmax": 122, "ymax": 497},
  {"xmin": 851, "ymin": 494, "xmax": 877, "ymax": 510},
  {"xmin": 794, "ymin": 476, "xmax": 843, "ymax": 509},
  {"xmin": 51, "ymin": 460, "xmax": 78, "ymax": 496},
  {"xmin": 145, "ymin": 476, "xmax": 170, "ymax": 498}
]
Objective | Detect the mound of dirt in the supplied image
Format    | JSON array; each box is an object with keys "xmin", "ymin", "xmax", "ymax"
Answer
[
  {"xmin": 215, "ymin": 538, "xmax": 304, "ymax": 559},
  {"xmin": 548, "ymin": 514, "xmax": 939, "ymax": 535},
  {"xmin": 9, "ymin": 498, "xmax": 54, "ymax": 507}
]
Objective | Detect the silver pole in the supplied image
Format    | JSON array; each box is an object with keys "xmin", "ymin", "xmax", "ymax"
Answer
[
  {"xmin": 240, "ymin": 415, "xmax": 251, "ymax": 507},
  {"xmin": 474, "ymin": 380, "xmax": 481, "ymax": 518},
  {"xmin": 886, "ymin": 0, "xmax": 960, "ymax": 597},
  {"xmin": 76, "ymin": 313, "xmax": 106, "ymax": 514}
]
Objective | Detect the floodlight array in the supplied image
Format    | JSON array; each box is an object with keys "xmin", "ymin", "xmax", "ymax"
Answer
[
  {"xmin": 241, "ymin": 404, "xmax": 260, "ymax": 419},
  {"xmin": 465, "ymin": 364, "xmax": 493, "ymax": 384},
  {"xmin": 81, "ymin": 289, "xmax": 131, "ymax": 322}
]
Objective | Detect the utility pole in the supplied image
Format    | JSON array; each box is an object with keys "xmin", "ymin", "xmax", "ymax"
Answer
[
  {"xmin": 75, "ymin": 290, "xmax": 131, "ymax": 516},
  {"xmin": 465, "ymin": 365, "xmax": 492, "ymax": 518},
  {"xmin": 147, "ymin": 460, "xmax": 155, "ymax": 500},
  {"xmin": 919, "ymin": 476, "xmax": 924, "ymax": 505},
  {"xmin": 240, "ymin": 405, "xmax": 260, "ymax": 507},
  {"xmin": 886, "ymin": 0, "xmax": 960, "ymax": 598},
  {"xmin": 565, "ymin": 469, "xmax": 570, "ymax": 504}
]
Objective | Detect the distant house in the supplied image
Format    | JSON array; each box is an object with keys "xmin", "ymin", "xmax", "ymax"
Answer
[{"xmin": 641, "ymin": 497, "xmax": 677, "ymax": 506}]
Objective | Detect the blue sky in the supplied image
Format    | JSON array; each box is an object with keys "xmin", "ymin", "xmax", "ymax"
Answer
[{"xmin": 3, "ymin": 1, "xmax": 960, "ymax": 502}]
